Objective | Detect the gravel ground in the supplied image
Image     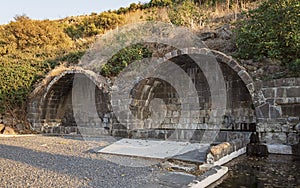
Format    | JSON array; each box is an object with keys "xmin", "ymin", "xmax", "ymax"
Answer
[{"xmin": 0, "ymin": 135, "xmax": 167, "ymax": 188}]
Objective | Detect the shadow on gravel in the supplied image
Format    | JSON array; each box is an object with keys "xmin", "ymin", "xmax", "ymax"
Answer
[{"xmin": 0, "ymin": 144, "xmax": 156, "ymax": 185}]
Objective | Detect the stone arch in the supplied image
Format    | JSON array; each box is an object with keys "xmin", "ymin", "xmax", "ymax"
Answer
[
  {"xmin": 113, "ymin": 47, "xmax": 260, "ymax": 140},
  {"xmin": 162, "ymin": 48, "xmax": 259, "ymax": 126},
  {"xmin": 27, "ymin": 68, "xmax": 110, "ymax": 134}
]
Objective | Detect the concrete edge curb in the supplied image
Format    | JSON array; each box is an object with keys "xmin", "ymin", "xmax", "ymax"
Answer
[
  {"xmin": 188, "ymin": 166, "xmax": 228, "ymax": 188},
  {"xmin": 187, "ymin": 147, "xmax": 246, "ymax": 188}
]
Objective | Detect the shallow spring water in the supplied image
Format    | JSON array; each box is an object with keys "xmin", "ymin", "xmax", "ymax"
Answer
[{"xmin": 215, "ymin": 154, "xmax": 300, "ymax": 187}]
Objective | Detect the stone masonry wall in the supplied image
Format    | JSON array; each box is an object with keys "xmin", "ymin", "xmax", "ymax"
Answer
[
  {"xmin": 255, "ymin": 78, "xmax": 300, "ymax": 144},
  {"xmin": 27, "ymin": 49, "xmax": 299, "ymax": 146},
  {"xmin": 111, "ymin": 49, "xmax": 256, "ymax": 142}
]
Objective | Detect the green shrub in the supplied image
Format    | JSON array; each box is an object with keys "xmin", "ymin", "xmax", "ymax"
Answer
[
  {"xmin": 235, "ymin": 0, "xmax": 300, "ymax": 65},
  {"xmin": 288, "ymin": 59, "xmax": 300, "ymax": 76},
  {"xmin": 101, "ymin": 44, "xmax": 152, "ymax": 77},
  {"xmin": 0, "ymin": 60, "xmax": 38, "ymax": 113}
]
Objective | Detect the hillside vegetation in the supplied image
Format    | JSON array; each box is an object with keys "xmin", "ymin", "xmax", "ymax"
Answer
[{"xmin": 0, "ymin": 0, "xmax": 299, "ymax": 124}]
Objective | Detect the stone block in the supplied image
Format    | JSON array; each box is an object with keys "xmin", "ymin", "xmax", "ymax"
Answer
[
  {"xmin": 274, "ymin": 98, "xmax": 284, "ymax": 105},
  {"xmin": 246, "ymin": 143, "xmax": 268, "ymax": 157},
  {"xmin": 233, "ymin": 65, "xmax": 244, "ymax": 73},
  {"xmin": 287, "ymin": 133, "xmax": 298, "ymax": 145},
  {"xmin": 264, "ymin": 123, "xmax": 282, "ymax": 132},
  {"xmin": 256, "ymin": 123, "xmax": 265, "ymax": 132},
  {"xmin": 276, "ymin": 88, "xmax": 286, "ymax": 98},
  {"xmin": 246, "ymin": 83, "xmax": 255, "ymax": 95},
  {"xmin": 208, "ymin": 142, "xmax": 231, "ymax": 161},
  {"xmin": 262, "ymin": 88, "xmax": 275, "ymax": 98},
  {"xmin": 279, "ymin": 78, "xmax": 296, "ymax": 86},
  {"xmin": 256, "ymin": 103, "xmax": 270, "ymax": 119},
  {"xmin": 228, "ymin": 60, "xmax": 238, "ymax": 68},
  {"xmin": 281, "ymin": 124, "xmax": 290, "ymax": 132},
  {"xmin": 263, "ymin": 132, "xmax": 287, "ymax": 144},
  {"xmin": 296, "ymin": 78, "xmax": 300, "ymax": 86},
  {"xmin": 266, "ymin": 99, "xmax": 275, "ymax": 105},
  {"xmin": 238, "ymin": 71, "xmax": 252, "ymax": 85},
  {"xmin": 269, "ymin": 106, "xmax": 281, "ymax": 119},
  {"xmin": 214, "ymin": 131, "xmax": 227, "ymax": 142},
  {"xmin": 286, "ymin": 87, "xmax": 300, "ymax": 97},
  {"xmin": 281, "ymin": 104, "xmax": 300, "ymax": 117},
  {"xmin": 287, "ymin": 116, "xmax": 300, "ymax": 124}
]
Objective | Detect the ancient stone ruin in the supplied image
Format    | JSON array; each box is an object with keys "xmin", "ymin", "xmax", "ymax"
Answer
[{"xmin": 27, "ymin": 23, "xmax": 299, "ymax": 150}]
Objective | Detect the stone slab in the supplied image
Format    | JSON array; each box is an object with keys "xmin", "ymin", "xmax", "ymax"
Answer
[
  {"xmin": 267, "ymin": 144, "xmax": 292, "ymax": 155},
  {"xmin": 98, "ymin": 138, "xmax": 210, "ymax": 160},
  {"xmin": 169, "ymin": 148, "xmax": 209, "ymax": 163},
  {"xmin": 158, "ymin": 172, "xmax": 196, "ymax": 188}
]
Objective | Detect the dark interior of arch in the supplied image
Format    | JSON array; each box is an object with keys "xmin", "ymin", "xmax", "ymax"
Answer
[
  {"xmin": 41, "ymin": 73, "xmax": 110, "ymax": 134},
  {"xmin": 218, "ymin": 61, "xmax": 256, "ymax": 127}
]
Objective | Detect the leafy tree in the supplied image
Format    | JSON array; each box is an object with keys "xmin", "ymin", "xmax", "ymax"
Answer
[
  {"xmin": 6, "ymin": 16, "xmax": 72, "ymax": 55},
  {"xmin": 168, "ymin": 0, "xmax": 206, "ymax": 28},
  {"xmin": 65, "ymin": 12, "xmax": 124, "ymax": 39}
]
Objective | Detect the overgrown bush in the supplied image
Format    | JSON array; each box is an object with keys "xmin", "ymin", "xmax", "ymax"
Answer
[
  {"xmin": 0, "ymin": 16, "xmax": 74, "ymax": 113},
  {"xmin": 288, "ymin": 59, "xmax": 300, "ymax": 76},
  {"xmin": 235, "ymin": 0, "xmax": 300, "ymax": 68},
  {"xmin": 0, "ymin": 59, "xmax": 38, "ymax": 113},
  {"xmin": 101, "ymin": 44, "xmax": 152, "ymax": 77}
]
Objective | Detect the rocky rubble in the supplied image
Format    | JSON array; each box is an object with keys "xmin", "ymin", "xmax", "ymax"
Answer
[
  {"xmin": 0, "ymin": 113, "xmax": 34, "ymax": 134},
  {"xmin": 0, "ymin": 123, "xmax": 16, "ymax": 135}
]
